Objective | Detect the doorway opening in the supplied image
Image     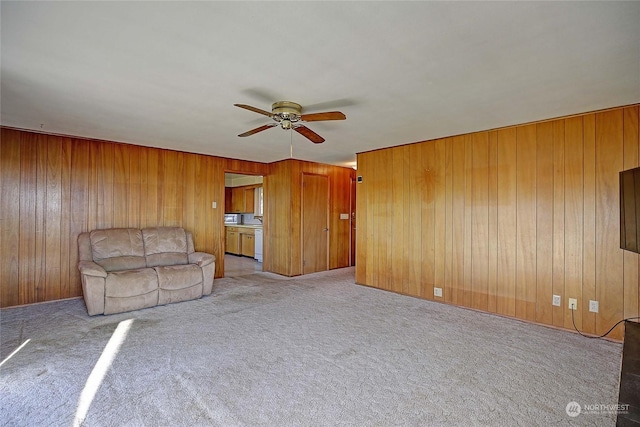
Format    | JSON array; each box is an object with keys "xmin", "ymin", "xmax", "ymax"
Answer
[{"xmin": 224, "ymin": 173, "xmax": 264, "ymax": 277}]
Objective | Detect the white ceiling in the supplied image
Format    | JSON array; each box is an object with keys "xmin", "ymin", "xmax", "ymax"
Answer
[{"xmin": 2, "ymin": 2, "xmax": 639, "ymax": 168}]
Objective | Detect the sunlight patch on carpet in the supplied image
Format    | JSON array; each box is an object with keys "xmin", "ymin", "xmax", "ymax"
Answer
[
  {"xmin": 0, "ymin": 339, "xmax": 31, "ymax": 368},
  {"xmin": 72, "ymin": 319, "xmax": 134, "ymax": 427}
]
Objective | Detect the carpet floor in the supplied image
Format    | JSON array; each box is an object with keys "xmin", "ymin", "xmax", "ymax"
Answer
[{"xmin": 0, "ymin": 267, "xmax": 623, "ymax": 426}]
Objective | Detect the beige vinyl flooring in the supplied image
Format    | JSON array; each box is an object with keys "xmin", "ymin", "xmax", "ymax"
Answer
[{"xmin": 224, "ymin": 254, "xmax": 262, "ymax": 277}]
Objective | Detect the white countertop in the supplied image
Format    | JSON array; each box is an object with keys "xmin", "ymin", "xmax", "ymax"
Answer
[{"xmin": 225, "ymin": 224, "xmax": 262, "ymax": 229}]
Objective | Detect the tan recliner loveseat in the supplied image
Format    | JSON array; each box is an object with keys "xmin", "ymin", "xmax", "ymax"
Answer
[{"xmin": 78, "ymin": 227, "xmax": 215, "ymax": 315}]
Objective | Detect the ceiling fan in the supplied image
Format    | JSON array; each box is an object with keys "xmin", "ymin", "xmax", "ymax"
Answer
[{"xmin": 234, "ymin": 101, "xmax": 346, "ymax": 144}]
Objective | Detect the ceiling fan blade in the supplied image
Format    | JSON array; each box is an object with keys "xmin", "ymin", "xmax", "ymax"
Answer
[
  {"xmin": 303, "ymin": 98, "xmax": 359, "ymax": 112},
  {"xmin": 234, "ymin": 104, "xmax": 273, "ymax": 118},
  {"xmin": 300, "ymin": 111, "xmax": 346, "ymax": 122},
  {"xmin": 238, "ymin": 123, "xmax": 277, "ymax": 137},
  {"xmin": 295, "ymin": 126, "xmax": 325, "ymax": 144},
  {"xmin": 241, "ymin": 88, "xmax": 281, "ymax": 104}
]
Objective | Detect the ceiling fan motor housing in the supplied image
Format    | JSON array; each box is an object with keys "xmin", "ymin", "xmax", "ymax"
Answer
[{"xmin": 272, "ymin": 101, "xmax": 301, "ymax": 121}]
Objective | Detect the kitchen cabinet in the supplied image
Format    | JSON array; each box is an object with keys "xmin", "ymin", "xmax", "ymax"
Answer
[
  {"xmin": 226, "ymin": 226, "xmax": 260, "ymax": 258},
  {"xmin": 227, "ymin": 185, "xmax": 258, "ymax": 213},
  {"xmin": 225, "ymin": 227, "xmax": 240, "ymax": 255},
  {"xmin": 241, "ymin": 233, "xmax": 255, "ymax": 257},
  {"xmin": 243, "ymin": 187, "xmax": 255, "ymax": 213},
  {"xmin": 230, "ymin": 187, "xmax": 245, "ymax": 213}
]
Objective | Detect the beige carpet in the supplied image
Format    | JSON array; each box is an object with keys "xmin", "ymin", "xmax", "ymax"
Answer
[{"xmin": 0, "ymin": 267, "xmax": 623, "ymax": 426}]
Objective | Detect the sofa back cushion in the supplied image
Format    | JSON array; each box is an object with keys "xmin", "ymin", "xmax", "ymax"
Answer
[
  {"xmin": 142, "ymin": 227, "xmax": 189, "ymax": 267},
  {"xmin": 90, "ymin": 228, "xmax": 147, "ymax": 272}
]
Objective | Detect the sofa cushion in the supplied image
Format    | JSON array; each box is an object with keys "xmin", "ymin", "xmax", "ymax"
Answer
[
  {"xmin": 105, "ymin": 292, "xmax": 158, "ymax": 315},
  {"xmin": 90, "ymin": 228, "xmax": 146, "ymax": 272},
  {"xmin": 105, "ymin": 268, "xmax": 158, "ymax": 298},
  {"xmin": 154, "ymin": 264, "xmax": 203, "ymax": 290},
  {"xmin": 142, "ymin": 227, "xmax": 189, "ymax": 267}
]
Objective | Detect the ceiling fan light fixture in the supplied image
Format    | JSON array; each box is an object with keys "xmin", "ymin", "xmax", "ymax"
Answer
[{"xmin": 234, "ymin": 100, "xmax": 345, "ymax": 144}]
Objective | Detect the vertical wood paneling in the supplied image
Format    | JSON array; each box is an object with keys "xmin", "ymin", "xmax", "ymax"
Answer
[
  {"xmin": 163, "ymin": 150, "xmax": 182, "ymax": 226},
  {"xmin": 353, "ymin": 105, "xmax": 638, "ymax": 341},
  {"xmin": 45, "ymin": 138, "xmax": 62, "ymax": 301},
  {"xmin": 391, "ymin": 147, "xmax": 405, "ymax": 294},
  {"xmin": 451, "ymin": 136, "xmax": 465, "ymax": 305},
  {"xmin": 444, "ymin": 138, "xmax": 454, "ymax": 303},
  {"xmin": 113, "ymin": 143, "xmax": 129, "ymax": 228},
  {"xmin": 97, "ymin": 142, "xmax": 114, "ymax": 229},
  {"xmin": 582, "ymin": 114, "xmax": 597, "ymax": 334},
  {"xmin": 69, "ymin": 139, "xmax": 89, "ymax": 297},
  {"xmin": 434, "ymin": 139, "xmax": 447, "ymax": 300},
  {"xmin": 462, "ymin": 135, "xmax": 473, "ymax": 308},
  {"xmin": 536, "ymin": 122, "xmax": 554, "ymax": 325},
  {"xmin": 18, "ymin": 131, "xmax": 37, "ymax": 304},
  {"xmin": 552, "ymin": 120, "xmax": 566, "ymax": 328},
  {"xmin": 35, "ymin": 134, "xmax": 47, "ymax": 301},
  {"xmin": 355, "ymin": 153, "xmax": 367, "ymax": 284},
  {"xmin": 421, "ymin": 141, "xmax": 435, "ymax": 299},
  {"xmin": 471, "ymin": 132, "xmax": 489, "ymax": 311},
  {"xmin": 496, "ymin": 128, "xmax": 517, "ymax": 317},
  {"xmin": 516, "ymin": 124, "xmax": 537, "ymax": 321},
  {"xmin": 487, "ymin": 131, "xmax": 499, "ymax": 313},
  {"xmin": 87, "ymin": 141, "xmax": 98, "ymax": 232},
  {"xmin": 59, "ymin": 138, "xmax": 72, "ymax": 299},
  {"xmin": 182, "ymin": 153, "xmax": 197, "ymax": 233},
  {"xmin": 128, "ymin": 145, "xmax": 141, "ymax": 229},
  {"xmin": 400, "ymin": 146, "xmax": 411, "ymax": 295},
  {"xmin": 565, "ymin": 117, "xmax": 584, "ymax": 329},
  {"xmin": 595, "ymin": 109, "xmax": 624, "ymax": 339},
  {"xmin": 623, "ymin": 106, "xmax": 639, "ymax": 322},
  {"xmin": 1, "ymin": 129, "xmax": 21, "ymax": 307}
]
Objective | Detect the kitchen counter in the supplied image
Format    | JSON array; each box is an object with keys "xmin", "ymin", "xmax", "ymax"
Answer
[{"xmin": 225, "ymin": 224, "xmax": 262, "ymax": 229}]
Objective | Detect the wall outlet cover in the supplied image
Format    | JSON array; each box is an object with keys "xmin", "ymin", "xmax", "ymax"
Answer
[
  {"xmin": 552, "ymin": 295, "xmax": 561, "ymax": 307},
  {"xmin": 434, "ymin": 287, "xmax": 443, "ymax": 297},
  {"xmin": 568, "ymin": 298, "xmax": 578, "ymax": 310},
  {"xmin": 589, "ymin": 300, "xmax": 599, "ymax": 313}
]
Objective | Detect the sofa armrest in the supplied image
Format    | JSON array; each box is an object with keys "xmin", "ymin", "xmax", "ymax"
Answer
[
  {"xmin": 78, "ymin": 261, "xmax": 107, "ymax": 278},
  {"xmin": 189, "ymin": 252, "xmax": 215, "ymax": 268}
]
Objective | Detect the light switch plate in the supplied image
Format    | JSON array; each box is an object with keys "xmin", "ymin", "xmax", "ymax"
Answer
[{"xmin": 339, "ymin": 213, "xmax": 349, "ymax": 220}]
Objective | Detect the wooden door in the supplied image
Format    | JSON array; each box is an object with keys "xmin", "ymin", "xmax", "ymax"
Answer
[{"xmin": 302, "ymin": 173, "xmax": 329, "ymax": 274}]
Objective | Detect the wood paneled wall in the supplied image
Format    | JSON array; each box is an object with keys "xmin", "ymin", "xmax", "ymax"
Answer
[
  {"xmin": 356, "ymin": 105, "xmax": 640, "ymax": 340},
  {"xmin": 265, "ymin": 159, "xmax": 355, "ymax": 276},
  {"xmin": 0, "ymin": 128, "xmax": 269, "ymax": 307}
]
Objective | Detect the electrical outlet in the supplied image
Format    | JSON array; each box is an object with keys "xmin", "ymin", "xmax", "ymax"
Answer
[
  {"xmin": 568, "ymin": 298, "xmax": 577, "ymax": 310},
  {"xmin": 552, "ymin": 295, "xmax": 561, "ymax": 307},
  {"xmin": 434, "ymin": 287, "xmax": 443, "ymax": 298},
  {"xmin": 589, "ymin": 300, "xmax": 599, "ymax": 313},
  {"xmin": 211, "ymin": 201, "xmax": 217, "ymax": 209}
]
